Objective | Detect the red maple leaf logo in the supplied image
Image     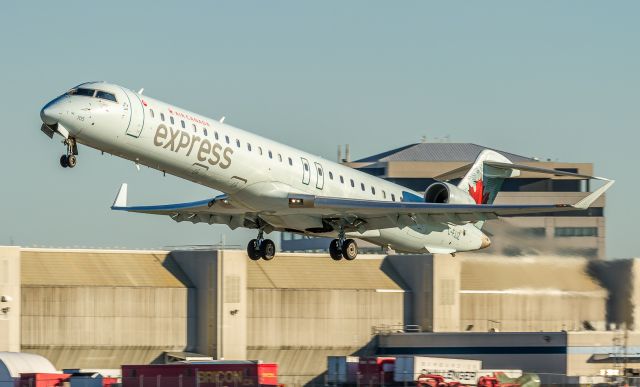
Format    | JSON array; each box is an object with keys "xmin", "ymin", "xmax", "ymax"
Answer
[{"xmin": 468, "ymin": 179, "xmax": 487, "ymax": 204}]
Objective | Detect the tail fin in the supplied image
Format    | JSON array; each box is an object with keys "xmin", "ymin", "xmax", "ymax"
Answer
[{"xmin": 458, "ymin": 150, "xmax": 519, "ymax": 205}]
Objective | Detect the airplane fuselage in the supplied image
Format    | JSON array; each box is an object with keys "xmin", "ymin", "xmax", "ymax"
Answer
[{"xmin": 40, "ymin": 82, "xmax": 489, "ymax": 254}]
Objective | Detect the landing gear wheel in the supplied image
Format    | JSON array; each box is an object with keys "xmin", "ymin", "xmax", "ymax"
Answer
[
  {"xmin": 341, "ymin": 239, "xmax": 358, "ymax": 260},
  {"xmin": 66, "ymin": 155, "xmax": 77, "ymax": 168},
  {"xmin": 60, "ymin": 155, "xmax": 69, "ymax": 168},
  {"xmin": 260, "ymin": 239, "xmax": 275, "ymax": 261},
  {"xmin": 247, "ymin": 239, "xmax": 261, "ymax": 261},
  {"xmin": 329, "ymin": 239, "xmax": 342, "ymax": 261}
]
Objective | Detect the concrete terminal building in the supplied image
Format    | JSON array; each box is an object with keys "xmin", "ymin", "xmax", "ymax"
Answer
[
  {"xmin": 1, "ymin": 247, "xmax": 638, "ymax": 385},
  {"xmin": 283, "ymin": 142, "xmax": 606, "ymax": 259}
]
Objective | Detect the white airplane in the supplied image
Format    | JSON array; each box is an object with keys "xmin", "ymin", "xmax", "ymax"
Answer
[{"xmin": 39, "ymin": 82, "xmax": 614, "ymax": 261}]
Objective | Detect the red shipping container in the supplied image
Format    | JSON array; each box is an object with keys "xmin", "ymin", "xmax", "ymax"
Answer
[
  {"xmin": 358, "ymin": 357, "xmax": 396, "ymax": 386},
  {"xmin": 19, "ymin": 373, "xmax": 71, "ymax": 387},
  {"xmin": 121, "ymin": 362, "xmax": 278, "ymax": 387}
]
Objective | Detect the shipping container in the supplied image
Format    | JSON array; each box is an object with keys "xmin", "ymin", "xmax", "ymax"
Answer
[
  {"xmin": 327, "ymin": 356, "xmax": 359, "ymax": 384},
  {"xmin": 121, "ymin": 361, "xmax": 278, "ymax": 387},
  {"xmin": 19, "ymin": 373, "xmax": 71, "ymax": 387},
  {"xmin": 358, "ymin": 357, "xmax": 396, "ymax": 386},
  {"xmin": 393, "ymin": 356, "xmax": 482, "ymax": 385}
]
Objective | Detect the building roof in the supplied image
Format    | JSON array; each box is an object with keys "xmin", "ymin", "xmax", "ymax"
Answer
[
  {"xmin": 0, "ymin": 352, "xmax": 56, "ymax": 378},
  {"xmin": 355, "ymin": 143, "xmax": 535, "ymax": 163},
  {"xmin": 247, "ymin": 254, "xmax": 402, "ymax": 290},
  {"xmin": 21, "ymin": 249, "xmax": 191, "ymax": 288}
]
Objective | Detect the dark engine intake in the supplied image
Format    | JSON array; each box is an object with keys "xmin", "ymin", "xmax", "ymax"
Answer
[{"xmin": 424, "ymin": 182, "xmax": 476, "ymax": 204}]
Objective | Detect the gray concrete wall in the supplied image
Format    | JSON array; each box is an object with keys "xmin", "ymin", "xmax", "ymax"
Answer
[
  {"xmin": 0, "ymin": 247, "xmax": 20, "ymax": 352},
  {"xmin": 21, "ymin": 286, "xmax": 194, "ymax": 368},
  {"xmin": 172, "ymin": 249, "xmax": 247, "ymax": 360}
]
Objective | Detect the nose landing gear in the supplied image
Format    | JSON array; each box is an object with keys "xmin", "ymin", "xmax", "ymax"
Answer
[
  {"xmin": 60, "ymin": 138, "xmax": 78, "ymax": 169},
  {"xmin": 247, "ymin": 229, "xmax": 275, "ymax": 261}
]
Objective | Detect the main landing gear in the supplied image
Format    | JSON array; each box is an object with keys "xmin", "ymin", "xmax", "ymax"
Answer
[
  {"xmin": 329, "ymin": 227, "xmax": 358, "ymax": 261},
  {"xmin": 247, "ymin": 229, "xmax": 275, "ymax": 261},
  {"xmin": 60, "ymin": 138, "xmax": 78, "ymax": 168}
]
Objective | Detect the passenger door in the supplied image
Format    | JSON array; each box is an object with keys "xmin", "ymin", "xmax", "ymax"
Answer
[
  {"xmin": 301, "ymin": 157, "xmax": 310, "ymax": 185},
  {"xmin": 125, "ymin": 91, "xmax": 145, "ymax": 137},
  {"xmin": 314, "ymin": 162, "xmax": 324, "ymax": 190}
]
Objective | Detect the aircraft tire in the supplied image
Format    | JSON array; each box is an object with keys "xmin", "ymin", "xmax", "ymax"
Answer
[
  {"xmin": 67, "ymin": 155, "xmax": 77, "ymax": 168},
  {"xmin": 260, "ymin": 239, "xmax": 275, "ymax": 261},
  {"xmin": 247, "ymin": 239, "xmax": 261, "ymax": 261},
  {"xmin": 329, "ymin": 239, "xmax": 342, "ymax": 260},
  {"xmin": 60, "ymin": 155, "xmax": 69, "ymax": 168},
  {"xmin": 341, "ymin": 239, "xmax": 358, "ymax": 260}
]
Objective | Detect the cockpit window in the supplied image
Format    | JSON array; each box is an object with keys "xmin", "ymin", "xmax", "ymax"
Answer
[
  {"xmin": 96, "ymin": 91, "xmax": 117, "ymax": 103},
  {"xmin": 69, "ymin": 88, "xmax": 95, "ymax": 97}
]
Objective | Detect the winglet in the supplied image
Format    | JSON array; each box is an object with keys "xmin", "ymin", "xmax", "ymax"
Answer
[
  {"xmin": 112, "ymin": 183, "xmax": 128, "ymax": 208},
  {"xmin": 573, "ymin": 179, "xmax": 615, "ymax": 209}
]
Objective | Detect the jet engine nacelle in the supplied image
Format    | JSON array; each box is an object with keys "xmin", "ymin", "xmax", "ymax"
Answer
[{"xmin": 424, "ymin": 182, "xmax": 477, "ymax": 205}]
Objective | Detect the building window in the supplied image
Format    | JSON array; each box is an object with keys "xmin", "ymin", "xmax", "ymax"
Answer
[
  {"xmin": 149, "ymin": 109, "xmax": 155, "ymax": 118},
  {"xmin": 160, "ymin": 113, "xmax": 165, "ymax": 121},
  {"xmin": 555, "ymin": 227, "xmax": 598, "ymax": 237}
]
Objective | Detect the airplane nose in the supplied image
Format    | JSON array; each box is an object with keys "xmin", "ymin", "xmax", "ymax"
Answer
[
  {"xmin": 480, "ymin": 235, "xmax": 491, "ymax": 249},
  {"xmin": 40, "ymin": 105, "xmax": 60, "ymax": 125}
]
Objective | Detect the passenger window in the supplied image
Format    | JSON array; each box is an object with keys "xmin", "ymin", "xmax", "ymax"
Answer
[
  {"xmin": 248, "ymin": 143, "xmax": 252, "ymax": 151},
  {"xmin": 258, "ymin": 147, "xmax": 263, "ymax": 155},
  {"xmin": 350, "ymin": 179, "xmax": 355, "ymax": 188},
  {"xmin": 371, "ymin": 187, "xmax": 376, "ymax": 195},
  {"xmin": 361, "ymin": 183, "xmax": 365, "ymax": 191},
  {"xmin": 278, "ymin": 154, "xmax": 282, "ymax": 162},
  {"xmin": 225, "ymin": 135, "xmax": 230, "ymax": 144},
  {"xmin": 340, "ymin": 176, "xmax": 344, "ymax": 184},
  {"xmin": 203, "ymin": 128, "xmax": 208, "ymax": 136},
  {"xmin": 181, "ymin": 120, "xmax": 185, "ymax": 128},
  {"xmin": 382, "ymin": 190, "xmax": 387, "ymax": 199},
  {"xmin": 160, "ymin": 113, "xmax": 165, "ymax": 121},
  {"xmin": 192, "ymin": 124, "xmax": 197, "ymax": 133},
  {"xmin": 391, "ymin": 193, "xmax": 396, "ymax": 202},
  {"xmin": 304, "ymin": 163, "xmax": 309, "ymax": 171},
  {"xmin": 170, "ymin": 116, "xmax": 174, "ymax": 125},
  {"xmin": 318, "ymin": 169, "xmax": 323, "ymax": 176},
  {"xmin": 236, "ymin": 139, "xmax": 241, "ymax": 148},
  {"xmin": 288, "ymin": 157, "xmax": 293, "ymax": 166},
  {"xmin": 149, "ymin": 109, "xmax": 155, "ymax": 118},
  {"xmin": 329, "ymin": 171, "xmax": 333, "ymax": 180},
  {"xmin": 268, "ymin": 150, "xmax": 273, "ymax": 159},
  {"xmin": 214, "ymin": 132, "xmax": 219, "ymax": 140}
]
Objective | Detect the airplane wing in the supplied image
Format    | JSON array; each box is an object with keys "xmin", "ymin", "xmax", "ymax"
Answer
[
  {"xmin": 110, "ymin": 184, "xmax": 255, "ymax": 230},
  {"xmin": 286, "ymin": 179, "xmax": 614, "ymax": 231}
]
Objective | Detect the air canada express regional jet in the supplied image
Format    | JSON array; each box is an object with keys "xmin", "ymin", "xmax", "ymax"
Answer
[{"xmin": 39, "ymin": 82, "xmax": 614, "ymax": 261}]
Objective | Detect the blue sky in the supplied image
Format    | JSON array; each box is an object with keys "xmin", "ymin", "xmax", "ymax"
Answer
[{"xmin": 1, "ymin": 1, "xmax": 638, "ymax": 257}]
